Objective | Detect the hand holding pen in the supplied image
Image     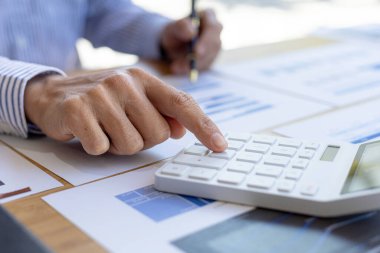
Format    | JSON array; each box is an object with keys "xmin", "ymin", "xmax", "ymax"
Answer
[{"xmin": 160, "ymin": 9, "xmax": 223, "ymax": 78}]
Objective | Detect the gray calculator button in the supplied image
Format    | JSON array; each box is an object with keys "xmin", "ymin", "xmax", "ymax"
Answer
[
  {"xmin": 252, "ymin": 136, "xmax": 276, "ymax": 145},
  {"xmin": 217, "ymin": 172, "xmax": 246, "ymax": 185},
  {"xmin": 300, "ymin": 184, "xmax": 319, "ymax": 196},
  {"xmin": 227, "ymin": 161, "xmax": 254, "ymax": 174},
  {"xmin": 174, "ymin": 154, "xmax": 227, "ymax": 170},
  {"xmin": 188, "ymin": 168, "xmax": 217, "ymax": 181},
  {"xmin": 298, "ymin": 150, "xmax": 315, "ymax": 159},
  {"xmin": 245, "ymin": 143, "xmax": 270, "ymax": 154},
  {"xmin": 264, "ymin": 155, "xmax": 290, "ymax": 167},
  {"xmin": 271, "ymin": 146, "xmax": 297, "ymax": 157},
  {"xmin": 184, "ymin": 145, "xmax": 209, "ymax": 156},
  {"xmin": 237, "ymin": 152, "xmax": 263, "ymax": 163},
  {"xmin": 285, "ymin": 169, "xmax": 303, "ymax": 180},
  {"xmin": 304, "ymin": 142, "xmax": 320, "ymax": 150},
  {"xmin": 277, "ymin": 180, "xmax": 296, "ymax": 192},
  {"xmin": 209, "ymin": 150, "xmax": 236, "ymax": 160},
  {"xmin": 256, "ymin": 165, "xmax": 283, "ymax": 178},
  {"xmin": 161, "ymin": 163, "xmax": 189, "ymax": 176},
  {"xmin": 227, "ymin": 140, "xmax": 245, "ymax": 151},
  {"xmin": 227, "ymin": 133, "xmax": 252, "ymax": 142},
  {"xmin": 247, "ymin": 176, "xmax": 275, "ymax": 189},
  {"xmin": 292, "ymin": 159, "xmax": 309, "ymax": 169}
]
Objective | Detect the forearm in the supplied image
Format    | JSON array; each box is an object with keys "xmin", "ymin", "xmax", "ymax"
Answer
[
  {"xmin": 0, "ymin": 57, "xmax": 64, "ymax": 137},
  {"xmin": 84, "ymin": 0, "xmax": 171, "ymax": 59}
]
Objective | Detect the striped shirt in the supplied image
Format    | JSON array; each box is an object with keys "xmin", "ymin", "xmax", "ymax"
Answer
[{"xmin": 0, "ymin": 0, "xmax": 170, "ymax": 137}]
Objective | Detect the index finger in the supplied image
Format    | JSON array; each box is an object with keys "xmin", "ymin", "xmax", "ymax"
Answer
[{"xmin": 141, "ymin": 74, "xmax": 227, "ymax": 152}]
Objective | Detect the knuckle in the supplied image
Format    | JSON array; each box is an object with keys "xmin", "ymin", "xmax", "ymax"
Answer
[
  {"xmin": 103, "ymin": 72, "xmax": 128, "ymax": 91},
  {"xmin": 126, "ymin": 67, "xmax": 147, "ymax": 78},
  {"xmin": 200, "ymin": 115, "xmax": 215, "ymax": 132},
  {"xmin": 171, "ymin": 91, "xmax": 196, "ymax": 108},
  {"xmin": 147, "ymin": 125, "xmax": 171, "ymax": 146},
  {"xmin": 124, "ymin": 137, "xmax": 144, "ymax": 155}
]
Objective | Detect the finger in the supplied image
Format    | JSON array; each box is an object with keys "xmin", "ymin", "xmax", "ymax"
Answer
[
  {"xmin": 165, "ymin": 117, "xmax": 187, "ymax": 139},
  {"xmin": 170, "ymin": 58, "xmax": 190, "ymax": 75},
  {"xmin": 167, "ymin": 18, "xmax": 196, "ymax": 42},
  {"xmin": 95, "ymin": 96, "xmax": 144, "ymax": 155},
  {"xmin": 143, "ymin": 75, "xmax": 227, "ymax": 152},
  {"xmin": 108, "ymin": 71, "xmax": 171, "ymax": 150},
  {"xmin": 196, "ymin": 9, "xmax": 223, "ymax": 62},
  {"xmin": 63, "ymin": 102, "xmax": 110, "ymax": 155}
]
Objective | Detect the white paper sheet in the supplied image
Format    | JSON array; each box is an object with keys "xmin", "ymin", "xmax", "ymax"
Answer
[
  {"xmin": 315, "ymin": 24, "xmax": 380, "ymax": 44},
  {"xmin": 0, "ymin": 135, "xmax": 193, "ymax": 186},
  {"xmin": 275, "ymin": 99, "xmax": 380, "ymax": 144},
  {"xmin": 43, "ymin": 164, "xmax": 253, "ymax": 253},
  {"xmin": 218, "ymin": 42, "xmax": 380, "ymax": 106},
  {"xmin": 161, "ymin": 73, "xmax": 330, "ymax": 133},
  {"xmin": 0, "ymin": 142, "xmax": 62, "ymax": 203}
]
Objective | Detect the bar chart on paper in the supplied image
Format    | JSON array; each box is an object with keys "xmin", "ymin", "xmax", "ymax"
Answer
[
  {"xmin": 116, "ymin": 185, "xmax": 214, "ymax": 222},
  {"xmin": 219, "ymin": 42, "xmax": 380, "ymax": 106},
  {"xmin": 173, "ymin": 209, "xmax": 380, "ymax": 253},
  {"xmin": 275, "ymin": 99, "xmax": 380, "ymax": 144},
  {"xmin": 163, "ymin": 73, "xmax": 329, "ymax": 132}
]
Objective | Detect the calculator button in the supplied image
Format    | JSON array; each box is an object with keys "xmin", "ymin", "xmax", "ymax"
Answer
[
  {"xmin": 277, "ymin": 180, "xmax": 296, "ymax": 192},
  {"xmin": 300, "ymin": 184, "xmax": 319, "ymax": 196},
  {"xmin": 227, "ymin": 133, "xmax": 252, "ymax": 142},
  {"xmin": 252, "ymin": 136, "xmax": 276, "ymax": 145},
  {"xmin": 298, "ymin": 150, "xmax": 315, "ymax": 159},
  {"xmin": 217, "ymin": 172, "xmax": 246, "ymax": 185},
  {"xmin": 264, "ymin": 156, "xmax": 290, "ymax": 167},
  {"xmin": 304, "ymin": 142, "xmax": 320, "ymax": 150},
  {"xmin": 174, "ymin": 154, "xmax": 227, "ymax": 170},
  {"xmin": 271, "ymin": 147, "xmax": 297, "ymax": 157},
  {"xmin": 184, "ymin": 145, "xmax": 209, "ymax": 156},
  {"xmin": 255, "ymin": 165, "xmax": 283, "ymax": 178},
  {"xmin": 278, "ymin": 139, "xmax": 302, "ymax": 148},
  {"xmin": 188, "ymin": 168, "xmax": 217, "ymax": 181},
  {"xmin": 227, "ymin": 140, "xmax": 245, "ymax": 151},
  {"xmin": 285, "ymin": 169, "xmax": 303, "ymax": 180},
  {"xmin": 245, "ymin": 143, "xmax": 270, "ymax": 154},
  {"xmin": 247, "ymin": 176, "xmax": 275, "ymax": 189},
  {"xmin": 227, "ymin": 161, "xmax": 254, "ymax": 174},
  {"xmin": 292, "ymin": 159, "xmax": 309, "ymax": 169},
  {"xmin": 236, "ymin": 152, "xmax": 263, "ymax": 163},
  {"xmin": 209, "ymin": 150, "xmax": 236, "ymax": 160},
  {"xmin": 161, "ymin": 163, "xmax": 189, "ymax": 176}
]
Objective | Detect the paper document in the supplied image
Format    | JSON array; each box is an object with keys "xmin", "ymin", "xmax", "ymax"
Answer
[
  {"xmin": 275, "ymin": 99, "xmax": 380, "ymax": 144},
  {"xmin": 315, "ymin": 24, "xmax": 380, "ymax": 44},
  {"xmin": 44, "ymin": 163, "xmax": 380, "ymax": 253},
  {"xmin": 219, "ymin": 43, "xmax": 380, "ymax": 106},
  {"xmin": 0, "ymin": 142, "xmax": 62, "ymax": 203},
  {"xmin": 0, "ymin": 134, "xmax": 193, "ymax": 186},
  {"xmin": 43, "ymin": 164, "xmax": 252, "ymax": 253},
  {"xmin": 162, "ymin": 73, "xmax": 329, "ymax": 132}
]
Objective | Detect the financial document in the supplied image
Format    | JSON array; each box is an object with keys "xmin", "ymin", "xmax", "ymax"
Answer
[
  {"xmin": 275, "ymin": 99, "xmax": 380, "ymax": 144},
  {"xmin": 0, "ymin": 134, "xmax": 193, "ymax": 186},
  {"xmin": 43, "ymin": 164, "xmax": 252, "ymax": 253},
  {"xmin": 0, "ymin": 142, "xmax": 62, "ymax": 203},
  {"xmin": 43, "ymin": 163, "xmax": 380, "ymax": 253},
  {"xmin": 162, "ymin": 73, "xmax": 329, "ymax": 132},
  {"xmin": 315, "ymin": 24, "xmax": 380, "ymax": 44},
  {"xmin": 219, "ymin": 43, "xmax": 380, "ymax": 106}
]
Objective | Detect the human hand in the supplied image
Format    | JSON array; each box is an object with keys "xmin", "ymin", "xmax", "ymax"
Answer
[
  {"xmin": 25, "ymin": 69, "xmax": 227, "ymax": 155},
  {"xmin": 160, "ymin": 9, "xmax": 223, "ymax": 74}
]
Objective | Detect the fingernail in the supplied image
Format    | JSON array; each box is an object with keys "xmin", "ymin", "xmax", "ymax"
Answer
[{"xmin": 211, "ymin": 132, "xmax": 227, "ymax": 150}]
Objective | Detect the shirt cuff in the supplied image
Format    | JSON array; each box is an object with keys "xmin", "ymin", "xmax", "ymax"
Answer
[{"xmin": 0, "ymin": 58, "xmax": 65, "ymax": 138}]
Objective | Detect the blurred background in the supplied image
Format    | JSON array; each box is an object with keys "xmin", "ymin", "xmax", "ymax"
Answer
[{"xmin": 77, "ymin": 0, "xmax": 380, "ymax": 69}]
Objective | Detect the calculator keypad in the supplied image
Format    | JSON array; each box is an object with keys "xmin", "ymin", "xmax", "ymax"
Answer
[{"xmin": 161, "ymin": 133, "xmax": 322, "ymax": 197}]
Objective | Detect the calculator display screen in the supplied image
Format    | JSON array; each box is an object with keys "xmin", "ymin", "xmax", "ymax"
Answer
[{"xmin": 342, "ymin": 141, "xmax": 380, "ymax": 194}]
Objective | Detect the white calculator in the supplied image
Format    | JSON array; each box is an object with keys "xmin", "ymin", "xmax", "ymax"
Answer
[{"xmin": 154, "ymin": 133, "xmax": 380, "ymax": 217}]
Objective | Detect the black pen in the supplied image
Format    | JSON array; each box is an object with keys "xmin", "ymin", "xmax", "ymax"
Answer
[{"xmin": 189, "ymin": 0, "xmax": 199, "ymax": 83}]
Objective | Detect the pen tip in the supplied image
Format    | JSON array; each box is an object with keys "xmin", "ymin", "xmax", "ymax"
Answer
[{"xmin": 190, "ymin": 69, "xmax": 199, "ymax": 83}]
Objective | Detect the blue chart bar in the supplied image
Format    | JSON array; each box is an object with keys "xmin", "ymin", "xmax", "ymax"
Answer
[
  {"xmin": 351, "ymin": 131, "xmax": 380, "ymax": 144},
  {"xmin": 115, "ymin": 185, "xmax": 214, "ymax": 222}
]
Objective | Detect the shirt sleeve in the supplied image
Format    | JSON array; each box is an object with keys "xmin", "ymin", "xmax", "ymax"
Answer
[
  {"xmin": 84, "ymin": 0, "xmax": 171, "ymax": 59},
  {"xmin": 0, "ymin": 57, "xmax": 65, "ymax": 138}
]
